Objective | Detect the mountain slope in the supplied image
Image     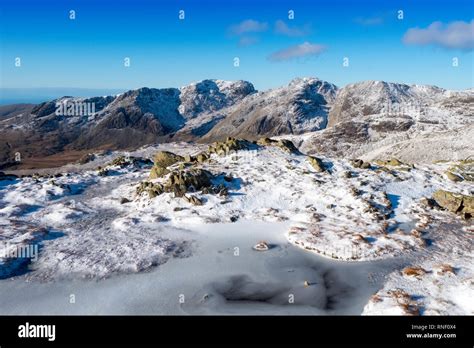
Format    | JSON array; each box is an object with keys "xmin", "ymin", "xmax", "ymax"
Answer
[
  {"xmin": 0, "ymin": 80, "xmax": 255, "ymax": 168},
  {"xmin": 200, "ymin": 77, "xmax": 337, "ymax": 141},
  {"xmin": 298, "ymin": 81, "xmax": 473, "ymax": 162}
]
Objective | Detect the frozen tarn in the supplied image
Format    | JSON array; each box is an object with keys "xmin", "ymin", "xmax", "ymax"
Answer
[{"xmin": 0, "ymin": 221, "xmax": 406, "ymax": 315}]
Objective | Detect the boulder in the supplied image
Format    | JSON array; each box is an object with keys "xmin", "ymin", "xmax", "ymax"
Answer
[
  {"xmin": 149, "ymin": 151, "xmax": 184, "ymax": 179},
  {"xmin": 149, "ymin": 166, "xmax": 170, "ymax": 179},
  {"xmin": 184, "ymin": 154, "xmax": 195, "ymax": 163},
  {"xmin": 463, "ymin": 195, "xmax": 474, "ymax": 215},
  {"xmin": 77, "ymin": 153, "xmax": 95, "ymax": 165},
  {"xmin": 432, "ymin": 189, "xmax": 473, "ymax": 216},
  {"xmin": 257, "ymin": 137, "xmax": 277, "ymax": 146},
  {"xmin": 445, "ymin": 171, "xmax": 463, "ymax": 182},
  {"xmin": 375, "ymin": 158, "xmax": 404, "ymax": 166},
  {"xmin": 109, "ymin": 155, "xmax": 153, "ymax": 168},
  {"xmin": 166, "ymin": 168, "xmax": 213, "ymax": 191},
  {"xmin": 308, "ymin": 156, "xmax": 325, "ymax": 173},
  {"xmin": 196, "ymin": 152, "xmax": 209, "ymax": 163},
  {"xmin": 185, "ymin": 195, "xmax": 203, "ymax": 206},
  {"xmin": 447, "ymin": 160, "xmax": 474, "ymax": 182},
  {"xmin": 153, "ymin": 151, "xmax": 184, "ymax": 168},
  {"xmin": 97, "ymin": 167, "xmax": 109, "ymax": 176},
  {"xmin": 276, "ymin": 139, "xmax": 299, "ymax": 154},
  {"xmin": 350, "ymin": 159, "xmax": 364, "ymax": 168},
  {"xmin": 208, "ymin": 137, "xmax": 253, "ymax": 156}
]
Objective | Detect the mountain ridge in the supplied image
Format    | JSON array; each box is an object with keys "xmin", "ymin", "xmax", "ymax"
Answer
[{"xmin": 0, "ymin": 77, "xmax": 472, "ymax": 169}]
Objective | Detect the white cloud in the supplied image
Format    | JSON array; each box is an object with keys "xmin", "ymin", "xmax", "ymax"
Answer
[
  {"xmin": 268, "ymin": 42, "xmax": 326, "ymax": 61},
  {"xmin": 403, "ymin": 20, "xmax": 474, "ymax": 50},
  {"xmin": 274, "ymin": 20, "xmax": 310, "ymax": 36},
  {"xmin": 229, "ymin": 19, "xmax": 268, "ymax": 35}
]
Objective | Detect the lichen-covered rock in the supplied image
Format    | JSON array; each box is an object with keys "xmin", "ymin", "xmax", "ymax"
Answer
[
  {"xmin": 308, "ymin": 156, "xmax": 325, "ymax": 173},
  {"xmin": 108, "ymin": 155, "xmax": 153, "ymax": 168},
  {"xmin": 136, "ymin": 181, "xmax": 164, "ymax": 198},
  {"xmin": 257, "ymin": 137, "xmax": 299, "ymax": 154},
  {"xmin": 445, "ymin": 171, "xmax": 463, "ymax": 182},
  {"xmin": 447, "ymin": 160, "xmax": 474, "ymax": 181},
  {"xmin": 349, "ymin": 160, "xmax": 372, "ymax": 169},
  {"xmin": 375, "ymin": 158, "xmax": 404, "ymax": 167},
  {"xmin": 149, "ymin": 151, "xmax": 184, "ymax": 179},
  {"xmin": 139, "ymin": 162, "xmax": 242, "ymax": 204},
  {"xmin": 208, "ymin": 137, "xmax": 253, "ymax": 156},
  {"xmin": 196, "ymin": 152, "xmax": 209, "ymax": 163},
  {"xmin": 153, "ymin": 151, "xmax": 184, "ymax": 168},
  {"xmin": 350, "ymin": 159, "xmax": 364, "ymax": 168},
  {"xmin": 276, "ymin": 139, "xmax": 299, "ymax": 154},
  {"xmin": 184, "ymin": 195, "xmax": 203, "ymax": 206},
  {"xmin": 149, "ymin": 166, "xmax": 170, "ymax": 179},
  {"xmin": 166, "ymin": 169, "xmax": 213, "ymax": 191},
  {"xmin": 432, "ymin": 189, "xmax": 473, "ymax": 216},
  {"xmin": 184, "ymin": 154, "xmax": 195, "ymax": 163},
  {"xmin": 375, "ymin": 158, "xmax": 412, "ymax": 172},
  {"xmin": 257, "ymin": 137, "xmax": 277, "ymax": 146}
]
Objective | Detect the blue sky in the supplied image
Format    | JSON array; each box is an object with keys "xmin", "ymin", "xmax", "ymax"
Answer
[{"xmin": 1, "ymin": 0, "xmax": 473, "ymax": 92}]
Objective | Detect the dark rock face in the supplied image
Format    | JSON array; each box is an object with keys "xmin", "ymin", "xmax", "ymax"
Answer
[{"xmin": 31, "ymin": 101, "xmax": 57, "ymax": 117}]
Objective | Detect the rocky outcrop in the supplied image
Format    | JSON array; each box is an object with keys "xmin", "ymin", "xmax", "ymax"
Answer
[
  {"xmin": 432, "ymin": 190, "xmax": 473, "ymax": 218},
  {"xmin": 149, "ymin": 151, "xmax": 184, "ymax": 179},
  {"xmin": 208, "ymin": 137, "xmax": 254, "ymax": 156},
  {"xmin": 350, "ymin": 159, "xmax": 371, "ymax": 169},
  {"xmin": 446, "ymin": 160, "xmax": 474, "ymax": 182},
  {"xmin": 256, "ymin": 137, "xmax": 300, "ymax": 154},
  {"xmin": 308, "ymin": 156, "xmax": 325, "ymax": 172},
  {"xmin": 138, "ymin": 168, "xmax": 215, "ymax": 199}
]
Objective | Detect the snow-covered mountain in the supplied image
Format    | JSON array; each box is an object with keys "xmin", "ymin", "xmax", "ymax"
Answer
[
  {"xmin": 297, "ymin": 80, "xmax": 473, "ymax": 163},
  {"xmin": 199, "ymin": 77, "xmax": 337, "ymax": 141},
  {"xmin": 327, "ymin": 80, "xmax": 446, "ymax": 127},
  {"xmin": 178, "ymin": 79, "xmax": 256, "ymax": 119},
  {"xmin": 0, "ymin": 77, "xmax": 472, "ymax": 169},
  {"xmin": 0, "ymin": 80, "xmax": 256, "ymax": 168}
]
